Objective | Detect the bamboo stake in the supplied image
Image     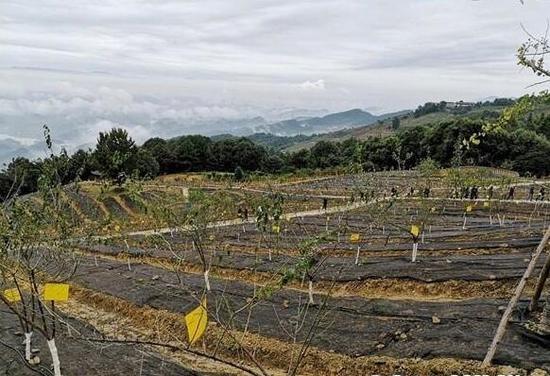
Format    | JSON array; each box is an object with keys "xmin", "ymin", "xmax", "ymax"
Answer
[{"xmin": 483, "ymin": 226, "xmax": 550, "ymax": 366}]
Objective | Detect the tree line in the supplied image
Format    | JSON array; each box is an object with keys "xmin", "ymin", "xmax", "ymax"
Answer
[
  {"xmin": 1, "ymin": 108, "xmax": 549, "ymax": 200},
  {"xmin": 413, "ymin": 98, "xmax": 516, "ymax": 117}
]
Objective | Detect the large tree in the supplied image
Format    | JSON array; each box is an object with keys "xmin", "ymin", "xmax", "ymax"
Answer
[
  {"xmin": 309, "ymin": 140, "xmax": 341, "ymax": 169},
  {"xmin": 170, "ymin": 135, "xmax": 212, "ymax": 171},
  {"xmin": 92, "ymin": 128, "xmax": 138, "ymax": 179},
  {"xmin": 4, "ymin": 157, "xmax": 41, "ymax": 194},
  {"xmin": 142, "ymin": 137, "xmax": 176, "ymax": 173}
]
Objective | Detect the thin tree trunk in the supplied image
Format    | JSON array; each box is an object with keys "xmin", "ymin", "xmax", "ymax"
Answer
[
  {"xmin": 47, "ymin": 338, "xmax": 62, "ymax": 376},
  {"xmin": 411, "ymin": 242, "xmax": 418, "ymax": 262},
  {"xmin": 24, "ymin": 332, "xmax": 33, "ymax": 362},
  {"xmin": 204, "ymin": 270, "xmax": 211, "ymax": 291},
  {"xmin": 308, "ymin": 280, "xmax": 314, "ymax": 305}
]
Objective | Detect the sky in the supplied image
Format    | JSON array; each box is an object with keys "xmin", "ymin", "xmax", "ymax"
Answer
[{"xmin": 0, "ymin": 0, "xmax": 549, "ymax": 161}]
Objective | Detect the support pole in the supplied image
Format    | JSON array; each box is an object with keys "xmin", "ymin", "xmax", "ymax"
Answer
[
  {"xmin": 483, "ymin": 226, "xmax": 550, "ymax": 366},
  {"xmin": 529, "ymin": 244, "xmax": 550, "ymax": 312}
]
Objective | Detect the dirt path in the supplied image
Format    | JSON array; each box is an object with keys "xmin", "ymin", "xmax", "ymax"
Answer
[
  {"xmin": 89, "ymin": 190, "xmax": 549, "ymax": 243},
  {"xmin": 86, "ymin": 200, "xmax": 368, "ymax": 240}
]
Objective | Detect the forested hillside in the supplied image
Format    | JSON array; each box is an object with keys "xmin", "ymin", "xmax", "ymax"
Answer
[{"xmin": 280, "ymin": 98, "xmax": 525, "ymax": 152}]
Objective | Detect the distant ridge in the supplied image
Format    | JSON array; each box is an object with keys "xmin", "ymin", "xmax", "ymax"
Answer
[{"xmin": 254, "ymin": 108, "xmax": 410, "ymax": 136}]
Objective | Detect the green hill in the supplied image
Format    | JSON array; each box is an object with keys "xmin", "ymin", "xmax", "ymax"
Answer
[{"xmin": 280, "ymin": 99, "xmax": 536, "ymax": 152}]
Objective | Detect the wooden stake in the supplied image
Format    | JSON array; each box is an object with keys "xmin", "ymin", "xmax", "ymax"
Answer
[
  {"xmin": 483, "ymin": 226, "xmax": 550, "ymax": 366},
  {"xmin": 529, "ymin": 242, "xmax": 550, "ymax": 312}
]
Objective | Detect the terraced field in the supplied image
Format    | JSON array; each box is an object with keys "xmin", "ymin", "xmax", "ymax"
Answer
[
  {"xmin": 57, "ymin": 180, "xmax": 341, "ymax": 235},
  {"xmin": 3, "ymin": 171, "xmax": 550, "ymax": 375}
]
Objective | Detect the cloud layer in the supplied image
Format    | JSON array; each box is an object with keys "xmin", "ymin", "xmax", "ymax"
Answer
[{"xmin": 1, "ymin": 0, "xmax": 549, "ymax": 162}]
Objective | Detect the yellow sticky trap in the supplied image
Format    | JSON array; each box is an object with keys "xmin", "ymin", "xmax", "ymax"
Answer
[
  {"xmin": 272, "ymin": 224, "xmax": 280, "ymax": 234},
  {"xmin": 410, "ymin": 225, "xmax": 420, "ymax": 237},
  {"xmin": 483, "ymin": 201, "xmax": 490, "ymax": 208},
  {"xmin": 350, "ymin": 233, "xmax": 360, "ymax": 242},
  {"xmin": 466, "ymin": 205, "xmax": 472, "ymax": 212},
  {"xmin": 2, "ymin": 288, "xmax": 21, "ymax": 303},
  {"xmin": 43, "ymin": 283, "xmax": 70, "ymax": 302},
  {"xmin": 185, "ymin": 298, "xmax": 208, "ymax": 345}
]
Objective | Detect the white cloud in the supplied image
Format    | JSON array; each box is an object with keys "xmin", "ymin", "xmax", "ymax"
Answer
[
  {"xmin": 0, "ymin": 0, "xmax": 548, "ymax": 157},
  {"xmin": 2, "ymin": 1, "xmax": 547, "ymax": 111},
  {"xmin": 0, "ymin": 85, "xmax": 252, "ymax": 121},
  {"xmin": 0, "ymin": 133, "xmax": 38, "ymax": 147},
  {"xmin": 296, "ymin": 79, "xmax": 325, "ymax": 91}
]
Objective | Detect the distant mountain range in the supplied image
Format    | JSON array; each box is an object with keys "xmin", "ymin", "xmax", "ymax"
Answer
[
  {"xmin": 0, "ymin": 107, "xmax": 411, "ymax": 165},
  {"xmin": 5, "ymin": 99, "xmax": 521, "ymax": 165},
  {"xmin": 247, "ymin": 108, "xmax": 410, "ymax": 137},
  {"xmin": 218, "ymin": 99, "xmax": 528, "ymax": 153}
]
